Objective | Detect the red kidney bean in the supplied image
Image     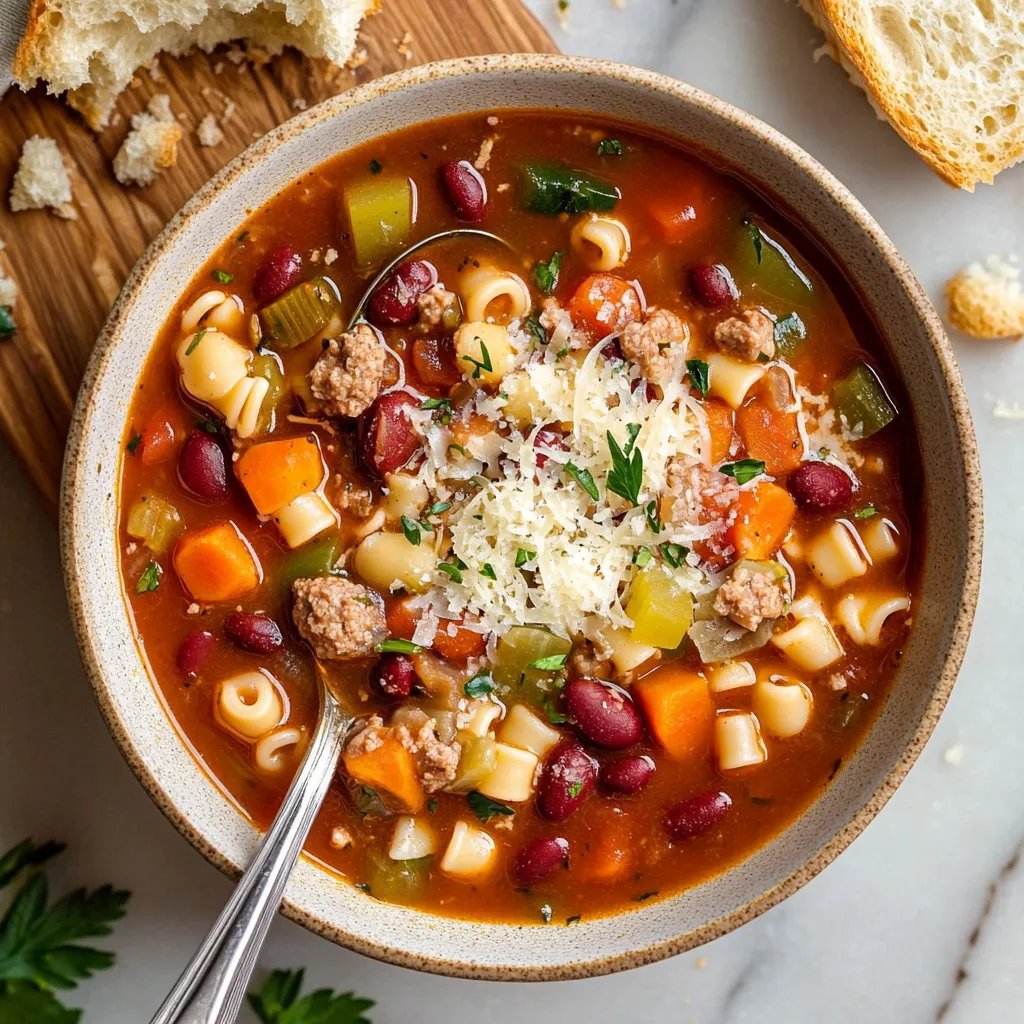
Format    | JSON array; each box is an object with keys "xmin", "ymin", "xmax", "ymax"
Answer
[
  {"xmin": 370, "ymin": 653, "xmax": 415, "ymax": 700},
  {"xmin": 224, "ymin": 612, "xmax": 283, "ymax": 654},
  {"xmin": 252, "ymin": 247, "xmax": 303, "ymax": 304},
  {"xmin": 439, "ymin": 160, "xmax": 487, "ymax": 221},
  {"xmin": 176, "ymin": 631, "xmax": 215, "ymax": 678},
  {"xmin": 788, "ymin": 460, "xmax": 853, "ymax": 512},
  {"xmin": 367, "ymin": 260, "xmax": 437, "ymax": 328},
  {"xmin": 600, "ymin": 754, "xmax": 656, "ymax": 794},
  {"xmin": 510, "ymin": 836, "xmax": 570, "ymax": 886},
  {"xmin": 358, "ymin": 391, "xmax": 422, "ymax": 477},
  {"xmin": 690, "ymin": 263, "xmax": 738, "ymax": 308},
  {"xmin": 600, "ymin": 339, "xmax": 624, "ymax": 361},
  {"xmin": 537, "ymin": 743, "xmax": 597, "ymax": 821},
  {"xmin": 664, "ymin": 791, "xmax": 733, "ymax": 841},
  {"xmin": 178, "ymin": 429, "xmax": 229, "ymax": 501},
  {"xmin": 533, "ymin": 427, "xmax": 568, "ymax": 470},
  {"xmin": 564, "ymin": 677, "xmax": 643, "ymax": 749}
]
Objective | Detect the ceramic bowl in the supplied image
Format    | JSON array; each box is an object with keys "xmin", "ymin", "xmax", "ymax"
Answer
[{"xmin": 61, "ymin": 54, "xmax": 982, "ymax": 980}]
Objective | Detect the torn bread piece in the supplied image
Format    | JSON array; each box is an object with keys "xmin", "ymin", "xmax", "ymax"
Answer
[
  {"xmin": 13, "ymin": 0, "xmax": 380, "ymax": 131},
  {"xmin": 798, "ymin": 0, "xmax": 1024, "ymax": 190},
  {"xmin": 946, "ymin": 255, "xmax": 1024, "ymax": 340},
  {"xmin": 9, "ymin": 136, "xmax": 75, "ymax": 218},
  {"xmin": 113, "ymin": 94, "xmax": 183, "ymax": 187},
  {"xmin": 0, "ymin": 273, "xmax": 17, "ymax": 310},
  {"xmin": 196, "ymin": 113, "xmax": 225, "ymax": 148}
]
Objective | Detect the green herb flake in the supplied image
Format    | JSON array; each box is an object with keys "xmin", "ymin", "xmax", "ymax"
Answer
[
  {"xmin": 566, "ymin": 914, "xmax": 582, "ymax": 926},
  {"xmin": 567, "ymin": 781, "xmax": 583, "ymax": 799},
  {"xmin": 369, "ymin": 158, "xmax": 383, "ymax": 175},
  {"xmin": 686, "ymin": 358, "xmax": 710, "ymax": 399},
  {"xmin": 534, "ymin": 251, "xmax": 564, "ymax": 295},
  {"xmin": 556, "ymin": 346, "xmax": 570, "ymax": 359},
  {"xmin": 596, "ymin": 138, "xmax": 623, "ymax": 156},
  {"xmin": 464, "ymin": 671, "xmax": 495, "ymax": 698},
  {"xmin": 0, "ymin": 306, "xmax": 16, "ymax": 339},
  {"xmin": 606, "ymin": 426, "xmax": 643, "ymax": 505},
  {"xmin": 355, "ymin": 882, "xmax": 370, "ymax": 892},
  {"xmin": 467, "ymin": 791, "xmax": 514, "ymax": 823},
  {"xmin": 746, "ymin": 220, "xmax": 764, "ymax": 264},
  {"xmin": 448, "ymin": 442, "xmax": 470, "ymax": 457},
  {"xmin": 247, "ymin": 968, "xmax": 375, "ymax": 1024},
  {"xmin": 210, "ymin": 269, "xmax": 234, "ymax": 284},
  {"xmin": 184, "ymin": 327, "xmax": 208, "ymax": 356},
  {"xmin": 126, "ymin": 433, "xmax": 143, "ymax": 455},
  {"xmin": 645, "ymin": 499, "xmax": 662, "ymax": 535},
  {"xmin": 374, "ymin": 638, "xmax": 424, "ymax": 654},
  {"xmin": 542, "ymin": 693, "xmax": 567, "ymax": 725},
  {"xmin": 540, "ymin": 904, "xmax": 553, "ymax": 923},
  {"xmin": 515, "ymin": 548, "xmax": 536, "ymax": 568},
  {"xmin": 420, "ymin": 397, "xmax": 452, "ymax": 412},
  {"xmin": 427, "ymin": 799, "xmax": 437, "ymax": 814},
  {"xmin": 524, "ymin": 316, "xmax": 547, "ymax": 345},
  {"xmin": 529, "ymin": 653, "xmax": 567, "ymax": 671},
  {"xmin": 632, "ymin": 891, "xmax": 659, "ymax": 903},
  {"xmin": 437, "ymin": 562, "xmax": 464, "ymax": 584},
  {"xmin": 565, "ymin": 461, "xmax": 599, "ymax": 502},
  {"xmin": 423, "ymin": 501, "xmax": 453, "ymax": 518},
  {"xmin": 197, "ymin": 418, "xmax": 220, "ymax": 435},
  {"xmin": 855, "ymin": 504, "xmax": 878, "ymax": 519},
  {"xmin": 234, "ymin": 230, "xmax": 249, "ymax": 246},
  {"xmin": 480, "ymin": 563, "xmax": 497, "ymax": 580},
  {"xmin": 660, "ymin": 543, "xmax": 688, "ymax": 568},
  {"xmin": 719, "ymin": 458, "xmax": 766, "ymax": 485},
  {"xmin": 461, "ymin": 339, "xmax": 493, "ymax": 380},
  {"xmin": 135, "ymin": 561, "xmax": 162, "ymax": 594},
  {"xmin": 632, "ymin": 546, "xmax": 652, "ymax": 568},
  {"xmin": 750, "ymin": 795, "xmax": 774, "ymax": 807},
  {"xmin": 400, "ymin": 515, "xmax": 422, "ymax": 546}
]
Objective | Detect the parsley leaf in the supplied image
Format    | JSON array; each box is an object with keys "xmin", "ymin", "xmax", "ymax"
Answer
[
  {"xmin": 447, "ymin": 442, "xmax": 470, "ymax": 458},
  {"xmin": 184, "ymin": 327, "xmax": 207, "ymax": 356},
  {"xmin": 564, "ymin": 461, "xmax": 599, "ymax": 502},
  {"xmin": 423, "ymin": 502, "xmax": 452, "ymax": 518},
  {"xmin": 426, "ymin": 799, "xmax": 437, "ymax": 814},
  {"xmin": 567, "ymin": 782, "xmax": 583, "ymax": 799},
  {"xmin": 719, "ymin": 459, "xmax": 766, "ymax": 485},
  {"xmin": 0, "ymin": 985, "xmax": 81, "ymax": 1024},
  {"xmin": 437, "ymin": 562, "xmax": 463, "ymax": 584},
  {"xmin": 632, "ymin": 546, "xmax": 652, "ymax": 567},
  {"xmin": 479, "ymin": 563, "xmax": 497, "ymax": 580},
  {"xmin": 467, "ymin": 792, "xmax": 514, "ymax": 823},
  {"xmin": 461, "ymin": 339, "xmax": 492, "ymax": 380},
  {"xmin": 596, "ymin": 138, "xmax": 623, "ymax": 156},
  {"xmin": 0, "ymin": 841, "xmax": 65, "ymax": 890},
  {"xmin": 644, "ymin": 500, "xmax": 662, "ymax": 535},
  {"xmin": 534, "ymin": 251, "xmax": 564, "ymax": 295},
  {"xmin": 420, "ymin": 397, "xmax": 451, "ymax": 412},
  {"xmin": 135, "ymin": 562, "xmax": 161, "ymax": 594},
  {"xmin": 0, "ymin": 307, "xmax": 16, "ymax": 340},
  {"xmin": 374, "ymin": 639, "xmax": 423, "ymax": 654},
  {"xmin": 685, "ymin": 359, "xmax": 710, "ymax": 399},
  {"xmin": 399, "ymin": 516, "xmax": 421, "ymax": 545},
  {"xmin": 210, "ymin": 269, "xmax": 234, "ymax": 284},
  {"xmin": 463, "ymin": 672, "xmax": 494, "ymax": 698},
  {"xmin": 368, "ymin": 158, "xmax": 383, "ymax": 175},
  {"xmin": 125, "ymin": 434, "xmax": 143, "ymax": 455},
  {"xmin": 529, "ymin": 654, "xmax": 567, "ymax": 671},
  {"xmin": 541, "ymin": 692, "xmax": 567, "ymax": 725},
  {"xmin": 523, "ymin": 317, "xmax": 547, "ymax": 345},
  {"xmin": 855, "ymin": 504, "xmax": 878, "ymax": 519},
  {"xmin": 660, "ymin": 543, "xmax": 688, "ymax": 568},
  {"xmin": 606, "ymin": 427, "xmax": 643, "ymax": 505},
  {"xmin": 515, "ymin": 549, "xmax": 536, "ymax": 568},
  {"xmin": 248, "ymin": 967, "xmax": 374, "ymax": 1024}
]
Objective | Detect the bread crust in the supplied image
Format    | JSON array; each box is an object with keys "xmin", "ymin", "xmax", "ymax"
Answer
[{"xmin": 803, "ymin": 0, "xmax": 1024, "ymax": 191}]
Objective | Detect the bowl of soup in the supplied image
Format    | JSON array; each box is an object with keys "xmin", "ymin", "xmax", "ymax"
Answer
[{"xmin": 61, "ymin": 54, "xmax": 981, "ymax": 979}]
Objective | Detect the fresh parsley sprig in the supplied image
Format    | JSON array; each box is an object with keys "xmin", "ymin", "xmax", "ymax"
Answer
[
  {"xmin": 719, "ymin": 459, "xmax": 766, "ymax": 485},
  {"xmin": 461, "ymin": 340, "xmax": 492, "ymax": 380},
  {"xmin": 534, "ymin": 251, "xmax": 564, "ymax": 295},
  {"xmin": 248, "ymin": 968, "xmax": 374, "ymax": 1024},
  {"xmin": 606, "ymin": 424, "xmax": 643, "ymax": 505},
  {"xmin": 564, "ymin": 462, "xmax": 599, "ymax": 502},
  {"xmin": 685, "ymin": 358, "xmax": 710, "ymax": 399}
]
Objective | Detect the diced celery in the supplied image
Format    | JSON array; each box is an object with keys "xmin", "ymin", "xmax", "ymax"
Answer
[
  {"xmin": 626, "ymin": 567, "xmax": 693, "ymax": 649},
  {"xmin": 830, "ymin": 363, "xmax": 897, "ymax": 439},
  {"xmin": 689, "ymin": 617, "xmax": 774, "ymax": 664},
  {"xmin": 251, "ymin": 351, "xmax": 286, "ymax": 434},
  {"xmin": 735, "ymin": 219, "xmax": 814, "ymax": 304},
  {"xmin": 448, "ymin": 734, "xmax": 498, "ymax": 793},
  {"xmin": 344, "ymin": 177, "xmax": 414, "ymax": 268},
  {"xmin": 258, "ymin": 277, "xmax": 340, "ymax": 350},
  {"xmin": 365, "ymin": 847, "xmax": 430, "ymax": 903},
  {"xmin": 126, "ymin": 496, "xmax": 181, "ymax": 555},
  {"xmin": 491, "ymin": 626, "xmax": 572, "ymax": 703}
]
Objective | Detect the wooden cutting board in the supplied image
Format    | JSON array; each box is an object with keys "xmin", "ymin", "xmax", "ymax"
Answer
[{"xmin": 0, "ymin": 1, "xmax": 556, "ymax": 508}]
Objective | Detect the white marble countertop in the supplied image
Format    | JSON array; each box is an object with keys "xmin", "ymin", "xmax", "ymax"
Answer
[{"xmin": 2, "ymin": 0, "xmax": 1022, "ymax": 1020}]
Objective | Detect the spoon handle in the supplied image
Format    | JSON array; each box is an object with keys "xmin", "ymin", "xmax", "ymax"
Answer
[{"xmin": 148, "ymin": 694, "xmax": 350, "ymax": 1024}]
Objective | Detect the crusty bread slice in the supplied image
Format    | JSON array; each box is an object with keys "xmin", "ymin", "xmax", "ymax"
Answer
[
  {"xmin": 798, "ymin": 0, "xmax": 1024, "ymax": 190},
  {"xmin": 13, "ymin": 0, "xmax": 379, "ymax": 131}
]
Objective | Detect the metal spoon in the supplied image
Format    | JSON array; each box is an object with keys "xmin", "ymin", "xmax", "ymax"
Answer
[{"xmin": 148, "ymin": 669, "xmax": 352, "ymax": 1024}]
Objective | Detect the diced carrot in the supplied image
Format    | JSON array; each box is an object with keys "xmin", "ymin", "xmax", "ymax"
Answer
[
  {"xmin": 736, "ymin": 400, "xmax": 803, "ymax": 477},
  {"xmin": 728, "ymin": 481, "xmax": 796, "ymax": 561},
  {"xmin": 432, "ymin": 620, "xmax": 487, "ymax": 660},
  {"xmin": 343, "ymin": 731, "xmax": 425, "ymax": 813},
  {"xmin": 138, "ymin": 406, "xmax": 183, "ymax": 466},
  {"xmin": 449, "ymin": 414, "xmax": 494, "ymax": 447},
  {"xmin": 634, "ymin": 665, "xmax": 714, "ymax": 762},
  {"xmin": 567, "ymin": 273, "xmax": 642, "ymax": 342},
  {"xmin": 576, "ymin": 810, "xmax": 634, "ymax": 883},
  {"xmin": 648, "ymin": 191, "xmax": 704, "ymax": 243},
  {"xmin": 173, "ymin": 521, "xmax": 261, "ymax": 602},
  {"xmin": 236, "ymin": 437, "xmax": 324, "ymax": 516},
  {"xmin": 704, "ymin": 399, "xmax": 735, "ymax": 465},
  {"xmin": 386, "ymin": 597, "xmax": 420, "ymax": 640}
]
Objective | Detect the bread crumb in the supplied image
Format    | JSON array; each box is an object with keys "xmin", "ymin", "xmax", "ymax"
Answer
[
  {"xmin": 496, "ymin": 182, "xmax": 510, "ymax": 193},
  {"xmin": 943, "ymin": 744, "xmax": 967, "ymax": 766},
  {"xmin": 0, "ymin": 236, "xmax": 6, "ymax": 250},
  {"xmin": 186, "ymin": 602, "xmax": 201, "ymax": 615},
  {"xmin": 196, "ymin": 114, "xmax": 224, "ymax": 148},
  {"xmin": 114, "ymin": 96, "xmax": 182, "ymax": 187},
  {"xmin": 396, "ymin": 31, "xmax": 414, "ymax": 62},
  {"xmin": 0, "ymin": 273, "xmax": 17, "ymax": 309},
  {"xmin": 213, "ymin": 61, "xmax": 224, "ymax": 74},
  {"xmin": 486, "ymin": 115, "xmax": 499, "ymax": 126},
  {"xmin": 325, "ymin": 248, "xmax": 338, "ymax": 265},
  {"xmin": 9, "ymin": 136, "xmax": 73, "ymax": 215},
  {"xmin": 947, "ymin": 255, "xmax": 1024, "ymax": 339},
  {"xmin": 330, "ymin": 826, "xmax": 353, "ymax": 850},
  {"xmin": 225, "ymin": 47, "xmax": 246, "ymax": 65},
  {"xmin": 147, "ymin": 57, "xmax": 163, "ymax": 82},
  {"xmin": 347, "ymin": 47, "xmax": 369, "ymax": 69},
  {"xmin": 292, "ymin": 97, "xmax": 308, "ymax": 111},
  {"xmin": 222, "ymin": 100, "xmax": 237, "ymax": 124},
  {"xmin": 474, "ymin": 136, "xmax": 496, "ymax": 170}
]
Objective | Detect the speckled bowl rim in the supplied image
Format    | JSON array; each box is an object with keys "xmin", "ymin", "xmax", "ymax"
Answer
[{"xmin": 61, "ymin": 54, "xmax": 982, "ymax": 980}]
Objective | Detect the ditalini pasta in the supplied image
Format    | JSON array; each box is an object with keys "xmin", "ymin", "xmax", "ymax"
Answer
[{"xmin": 119, "ymin": 109, "xmax": 917, "ymax": 924}]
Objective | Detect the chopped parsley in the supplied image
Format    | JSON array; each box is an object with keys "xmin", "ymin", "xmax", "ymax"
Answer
[
  {"xmin": 374, "ymin": 638, "xmax": 423, "ymax": 654},
  {"xmin": 534, "ymin": 251, "xmax": 564, "ymax": 295},
  {"xmin": 523, "ymin": 316, "xmax": 547, "ymax": 344},
  {"xmin": 135, "ymin": 561, "xmax": 162, "ymax": 593},
  {"xmin": 660, "ymin": 543, "xmax": 688, "ymax": 568},
  {"xmin": 420, "ymin": 396, "xmax": 452, "ymax": 412},
  {"xmin": 565, "ymin": 461, "xmax": 599, "ymax": 502},
  {"xmin": 855, "ymin": 504, "xmax": 878, "ymax": 519},
  {"xmin": 566, "ymin": 781, "xmax": 584, "ymax": 799},
  {"xmin": 556, "ymin": 346, "xmax": 570, "ymax": 359},
  {"xmin": 631, "ymin": 891, "xmax": 659, "ymax": 902},
  {"xmin": 464, "ymin": 672, "xmax": 495, "ymax": 698},
  {"xmin": 467, "ymin": 791, "xmax": 514, "ymax": 823},
  {"xmin": 606, "ymin": 425, "xmax": 643, "ymax": 505},
  {"xmin": 461, "ymin": 339, "xmax": 493, "ymax": 379},
  {"xmin": 234, "ymin": 230, "xmax": 249, "ymax": 245},
  {"xmin": 423, "ymin": 501, "xmax": 452, "ymax": 518},
  {"xmin": 437, "ymin": 562, "xmax": 464, "ymax": 584},
  {"xmin": 247, "ymin": 967, "xmax": 375, "ymax": 1024},
  {"xmin": 369, "ymin": 158, "xmax": 383, "ymax": 174},
  {"xmin": 596, "ymin": 138, "xmax": 623, "ymax": 156},
  {"xmin": 542, "ymin": 692, "xmax": 567, "ymax": 725},
  {"xmin": 719, "ymin": 458, "xmax": 766, "ymax": 485},
  {"xmin": 184, "ymin": 327, "xmax": 208, "ymax": 356},
  {"xmin": 645, "ymin": 499, "xmax": 662, "ymax": 535},
  {"xmin": 480, "ymin": 562, "xmax": 497, "ymax": 580},
  {"xmin": 426, "ymin": 799, "xmax": 437, "ymax": 814},
  {"xmin": 126, "ymin": 433, "xmax": 143, "ymax": 455},
  {"xmin": 448, "ymin": 442, "xmax": 470, "ymax": 458},
  {"xmin": 0, "ymin": 306, "xmax": 16, "ymax": 339},
  {"xmin": 685, "ymin": 358, "xmax": 710, "ymax": 399},
  {"xmin": 515, "ymin": 548, "xmax": 536, "ymax": 568},
  {"xmin": 210, "ymin": 269, "xmax": 234, "ymax": 284},
  {"xmin": 529, "ymin": 654, "xmax": 567, "ymax": 671},
  {"xmin": 632, "ymin": 546, "xmax": 652, "ymax": 567},
  {"xmin": 400, "ymin": 515, "xmax": 422, "ymax": 545},
  {"xmin": 745, "ymin": 219, "xmax": 764, "ymax": 263}
]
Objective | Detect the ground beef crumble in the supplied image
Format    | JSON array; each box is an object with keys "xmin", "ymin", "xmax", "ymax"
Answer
[
  {"xmin": 414, "ymin": 284, "xmax": 458, "ymax": 333},
  {"xmin": 713, "ymin": 566, "xmax": 785, "ymax": 631},
  {"xmin": 713, "ymin": 308, "xmax": 775, "ymax": 362},
  {"xmin": 291, "ymin": 576, "xmax": 386, "ymax": 660},
  {"xmin": 330, "ymin": 477, "xmax": 374, "ymax": 519},
  {"xmin": 620, "ymin": 307, "xmax": 687, "ymax": 382},
  {"xmin": 661, "ymin": 458, "xmax": 740, "ymax": 568},
  {"xmin": 396, "ymin": 719, "xmax": 462, "ymax": 793},
  {"xmin": 308, "ymin": 323, "xmax": 385, "ymax": 417},
  {"xmin": 345, "ymin": 714, "xmax": 387, "ymax": 757},
  {"xmin": 568, "ymin": 639, "xmax": 612, "ymax": 681}
]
